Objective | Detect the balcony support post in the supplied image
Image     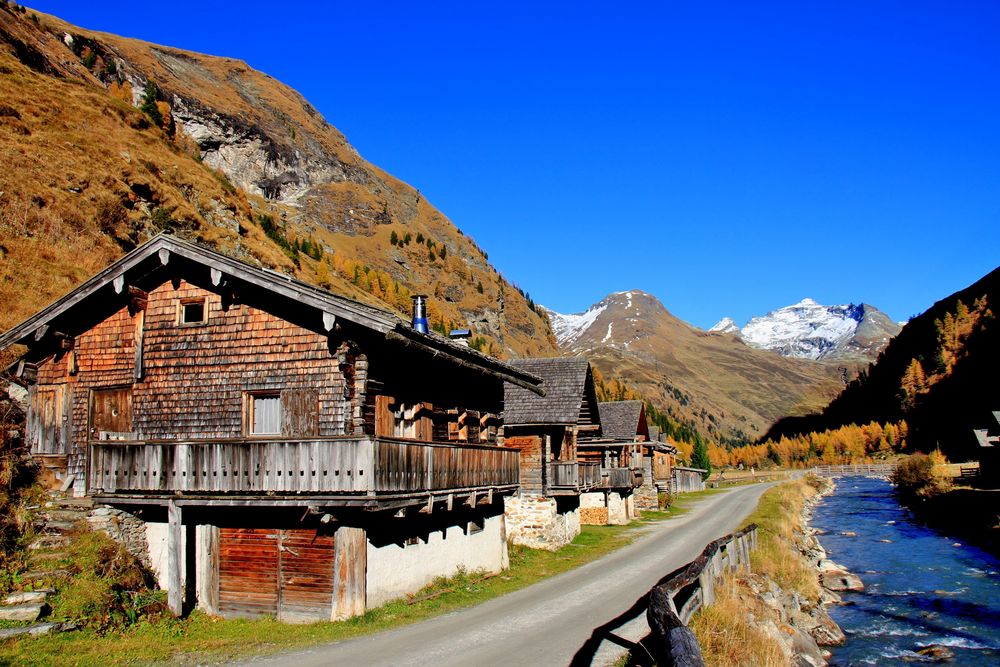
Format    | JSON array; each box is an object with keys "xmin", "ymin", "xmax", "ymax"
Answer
[{"xmin": 167, "ymin": 499, "xmax": 183, "ymax": 616}]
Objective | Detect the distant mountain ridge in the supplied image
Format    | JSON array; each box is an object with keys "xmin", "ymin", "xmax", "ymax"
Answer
[
  {"xmin": 544, "ymin": 291, "xmax": 846, "ymax": 443},
  {"xmin": 711, "ymin": 298, "xmax": 901, "ymax": 362}
]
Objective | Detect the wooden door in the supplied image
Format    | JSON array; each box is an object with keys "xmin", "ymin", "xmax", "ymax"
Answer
[
  {"xmin": 218, "ymin": 527, "xmax": 335, "ymax": 622},
  {"xmin": 28, "ymin": 384, "xmax": 72, "ymax": 454},
  {"xmin": 90, "ymin": 387, "xmax": 133, "ymax": 440}
]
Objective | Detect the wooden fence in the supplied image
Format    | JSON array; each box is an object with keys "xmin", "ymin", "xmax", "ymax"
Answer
[
  {"xmin": 811, "ymin": 463, "xmax": 896, "ymax": 477},
  {"xmin": 646, "ymin": 524, "xmax": 758, "ymax": 666}
]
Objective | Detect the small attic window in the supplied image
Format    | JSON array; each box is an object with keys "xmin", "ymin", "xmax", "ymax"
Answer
[{"xmin": 179, "ymin": 298, "xmax": 206, "ymax": 325}]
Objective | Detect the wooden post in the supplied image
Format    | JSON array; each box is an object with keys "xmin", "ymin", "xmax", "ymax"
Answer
[
  {"xmin": 196, "ymin": 524, "xmax": 220, "ymax": 616},
  {"xmin": 332, "ymin": 526, "xmax": 367, "ymax": 621},
  {"xmin": 167, "ymin": 500, "xmax": 183, "ymax": 616}
]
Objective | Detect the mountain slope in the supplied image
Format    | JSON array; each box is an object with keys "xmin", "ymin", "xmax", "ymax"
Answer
[
  {"xmin": 765, "ymin": 266, "xmax": 1000, "ymax": 460},
  {"xmin": 0, "ymin": 6, "xmax": 557, "ymax": 359},
  {"xmin": 545, "ymin": 291, "xmax": 846, "ymax": 443},
  {"xmin": 711, "ymin": 299, "xmax": 901, "ymax": 362}
]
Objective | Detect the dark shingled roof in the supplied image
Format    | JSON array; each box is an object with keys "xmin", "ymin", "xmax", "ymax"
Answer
[
  {"xmin": 503, "ymin": 357, "xmax": 594, "ymax": 425},
  {"xmin": 598, "ymin": 401, "xmax": 644, "ymax": 440}
]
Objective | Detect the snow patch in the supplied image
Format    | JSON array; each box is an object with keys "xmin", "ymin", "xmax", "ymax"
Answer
[{"xmin": 542, "ymin": 304, "xmax": 607, "ymax": 347}]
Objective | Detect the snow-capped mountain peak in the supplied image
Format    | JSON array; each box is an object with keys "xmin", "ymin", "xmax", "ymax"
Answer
[
  {"xmin": 712, "ymin": 299, "xmax": 901, "ymax": 361},
  {"xmin": 543, "ymin": 290, "xmax": 658, "ymax": 349},
  {"xmin": 709, "ymin": 317, "xmax": 740, "ymax": 334}
]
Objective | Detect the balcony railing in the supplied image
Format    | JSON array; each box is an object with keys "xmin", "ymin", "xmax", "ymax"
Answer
[
  {"xmin": 88, "ymin": 436, "xmax": 519, "ymax": 496},
  {"xmin": 549, "ymin": 461, "xmax": 603, "ymax": 492},
  {"xmin": 601, "ymin": 466, "xmax": 644, "ymax": 489}
]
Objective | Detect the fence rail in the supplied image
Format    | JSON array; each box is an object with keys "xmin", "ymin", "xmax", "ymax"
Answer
[
  {"xmin": 811, "ymin": 463, "xmax": 896, "ymax": 477},
  {"xmin": 646, "ymin": 524, "xmax": 758, "ymax": 666}
]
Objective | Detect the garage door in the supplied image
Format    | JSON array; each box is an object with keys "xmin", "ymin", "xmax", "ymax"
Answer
[{"xmin": 218, "ymin": 527, "xmax": 335, "ymax": 622}]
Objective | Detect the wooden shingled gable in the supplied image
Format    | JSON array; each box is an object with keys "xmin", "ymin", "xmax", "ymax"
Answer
[
  {"xmin": 503, "ymin": 357, "xmax": 597, "ymax": 427},
  {"xmin": 598, "ymin": 400, "xmax": 647, "ymax": 441},
  {"xmin": 0, "ymin": 234, "xmax": 543, "ymax": 394}
]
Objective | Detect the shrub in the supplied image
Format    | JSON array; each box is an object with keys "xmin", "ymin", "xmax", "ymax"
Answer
[
  {"xmin": 390, "ymin": 230, "xmax": 398, "ymax": 246},
  {"xmin": 416, "ymin": 232, "xmax": 424, "ymax": 244},
  {"xmin": 139, "ymin": 81, "xmax": 163, "ymax": 128},
  {"xmin": 892, "ymin": 451, "xmax": 952, "ymax": 500}
]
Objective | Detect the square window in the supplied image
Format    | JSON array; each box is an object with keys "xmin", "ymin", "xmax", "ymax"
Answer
[
  {"xmin": 249, "ymin": 393, "xmax": 281, "ymax": 435},
  {"xmin": 180, "ymin": 298, "xmax": 206, "ymax": 325}
]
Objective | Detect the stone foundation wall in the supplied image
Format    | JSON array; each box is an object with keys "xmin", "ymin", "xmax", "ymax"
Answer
[
  {"xmin": 87, "ymin": 507, "xmax": 152, "ymax": 568},
  {"xmin": 504, "ymin": 494, "xmax": 580, "ymax": 550},
  {"xmin": 607, "ymin": 491, "xmax": 628, "ymax": 525}
]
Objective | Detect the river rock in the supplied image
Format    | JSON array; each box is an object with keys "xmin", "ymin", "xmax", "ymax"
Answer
[
  {"xmin": 819, "ymin": 588, "xmax": 843, "ymax": 605},
  {"xmin": 914, "ymin": 644, "xmax": 955, "ymax": 662},
  {"xmin": 818, "ymin": 559, "xmax": 846, "ymax": 573},
  {"xmin": 820, "ymin": 571, "xmax": 865, "ymax": 592},
  {"xmin": 840, "ymin": 531, "xmax": 857, "ymax": 537},
  {"xmin": 790, "ymin": 625, "xmax": 826, "ymax": 667},
  {"xmin": 809, "ymin": 611, "xmax": 846, "ymax": 646}
]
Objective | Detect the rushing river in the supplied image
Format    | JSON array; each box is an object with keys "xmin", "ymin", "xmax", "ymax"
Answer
[{"xmin": 811, "ymin": 476, "xmax": 1000, "ymax": 665}]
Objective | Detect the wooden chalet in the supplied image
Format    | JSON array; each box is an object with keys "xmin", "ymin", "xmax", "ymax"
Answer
[
  {"xmin": 499, "ymin": 358, "xmax": 603, "ymax": 549},
  {"xmin": 0, "ymin": 234, "xmax": 543, "ymax": 621},
  {"xmin": 575, "ymin": 400, "xmax": 646, "ymax": 524},
  {"xmin": 502, "ymin": 358, "xmax": 603, "ymax": 495}
]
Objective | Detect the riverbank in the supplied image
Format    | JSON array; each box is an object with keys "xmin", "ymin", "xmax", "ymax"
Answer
[
  {"xmin": 811, "ymin": 476, "xmax": 1000, "ymax": 665},
  {"xmin": 690, "ymin": 476, "xmax": 846, "ymax": 666},
  {"xmin": 903, "ymin": 487, "xmax": 1000, "ymax": 556}
]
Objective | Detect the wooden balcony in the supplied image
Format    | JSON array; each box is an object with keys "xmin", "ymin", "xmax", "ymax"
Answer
[
  {"xmin": 601, "ymin": 466, "xmax": 644, "ymax": 489},
  {"xmin": 88, "ymin": 436, "xmax": 519, "ymax": 506},
  {"xmin": 548, "ymin": 461, "xmax": 602, "ymax": 494}
]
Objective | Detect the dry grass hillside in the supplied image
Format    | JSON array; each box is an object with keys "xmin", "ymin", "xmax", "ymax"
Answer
[{"xmin": 0, "ymin": 5, "xmax": 557, "ymax": 359}]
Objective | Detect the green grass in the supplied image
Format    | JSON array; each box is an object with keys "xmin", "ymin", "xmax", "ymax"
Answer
[{"xmin": 0, "ymin": 502, "xmax": 710, "ymax": 666}]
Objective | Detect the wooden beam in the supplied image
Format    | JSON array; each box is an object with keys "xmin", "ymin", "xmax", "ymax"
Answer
[
  {"xmin": 446, "ymin": 493, "xmax": 454, "ymax": 511},
  {"xmin": 33, "ymin": 324, "xmax": 48, "ymax": 342},
  {"xmin": 128, "ymin": 286, "xmax": 148, "ymax": 314},
  {"xmin": 113, "ymin": 274, "xmax": 125, "ymax": 294},
  {"xmin": 167, "ymin": 500, "xmax": 183, "ymax": 616},
  {"xmin": 323, "ymin": 312, "xmax": 336, "ymax": 332},
  {"xmin": 210, "ymin": 268, "xmax": 223, "ymax": 286},
  {"xmin": 332, "ymin": 526, "xmax": 366, "ymax": 621},
  {"xmin": 54, "ymin": 332, "xmax": 74, "ymax": 351},
  {"xmin": 465, "ymin": 491, "xmax": 477, "ymax": 508},
  {"xmin": 134, "ymin": 309, "xmax": 145, "ymax": 382},
  {"xmin": 195, "ymin": 524, "xmax": 219, "ymax": 616},
  {"xmin": 158, "ymin": 248, "xmax": 170, "ymax": 265}
]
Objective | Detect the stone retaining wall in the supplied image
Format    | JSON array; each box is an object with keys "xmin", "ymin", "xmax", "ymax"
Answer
[{"xmin": 504, "ymin": 494, "xmax": 580, "ymax": 550}]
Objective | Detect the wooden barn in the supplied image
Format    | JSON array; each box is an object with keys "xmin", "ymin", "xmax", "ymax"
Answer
[
  {"xmin": 973, "ymin": 410, "xmax": 1000, "ymax": 487},
  {"xmin": 1, "ymin": 234, "xmax": 544, "ymax": 622},
  {"xmin": 500, "ymin": 358, "xmax": 604, "ymax": 549},
  {"xmin": 576, "ymin": 400, "xmax": 645, "ymax": 525}
]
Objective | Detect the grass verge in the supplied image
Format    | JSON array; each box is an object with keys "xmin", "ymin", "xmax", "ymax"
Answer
[
  {"xmin": 0, "ymin": 497, "xmax": 720, "ymax": 666},
  {"xmin": 688, "ymin": 476, "xmax": 825, "ymax": 666}
]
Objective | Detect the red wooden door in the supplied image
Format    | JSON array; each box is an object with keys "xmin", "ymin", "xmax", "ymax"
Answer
[{"xmin": 218, "ymin": 527, "xmax": 335, "ymax": 622}]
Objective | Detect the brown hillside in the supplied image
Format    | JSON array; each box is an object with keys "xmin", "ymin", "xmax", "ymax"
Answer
[{"xmin": 0, "ymin": 6, "xmax": 557, "ymax": 359}]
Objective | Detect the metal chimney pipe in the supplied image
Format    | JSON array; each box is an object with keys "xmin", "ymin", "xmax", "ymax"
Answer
[{"xmin": 411, "ymin": 295, "xmax": 429, "ymax": 334}]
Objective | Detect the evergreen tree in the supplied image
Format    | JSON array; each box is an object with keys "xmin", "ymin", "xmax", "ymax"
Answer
[
  {"xmin": 691, "ymin": 433, "xmax": 712, "ymax": 480},
  {"xmin": 390, "ymin": 230, "xmax": 399, "ymax": 246},
  {"xmin": 140, "ymin": 81, "xmax": 163, "ymax": 128}
]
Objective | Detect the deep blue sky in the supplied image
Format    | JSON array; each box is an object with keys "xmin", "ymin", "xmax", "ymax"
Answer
[{"xmin": 29, "ymin": 1, "xmax": 1000, "ymax": 328}]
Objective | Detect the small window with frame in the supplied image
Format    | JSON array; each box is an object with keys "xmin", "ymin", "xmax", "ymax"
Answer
[
  {"xmin": 247, "ymin": 392, "xmax": 281, "ymax": 435},
  {"xmin": 178, "ymin": 298, "xmax": 207, "ymax": 325}
]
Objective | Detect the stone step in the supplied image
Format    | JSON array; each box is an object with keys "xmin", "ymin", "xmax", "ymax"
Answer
[
  {"xmin": 44, "ymin": 497, "xmax": 93, "ymax": 510},
  {"xmin": 0, "ymin": 621, "xmax": 76, "ymax": 640},
  {"xmin": 41, "ymin": 520, "xmax": 79, "ymax": 533},
  {"xmin": 28, "ymin": 535, "xmax": 72, "ymax": 551},
  {"xmin": 0, "ymin": 603, "xmax": 48, "ymax": 622},
  {"xmin": 20, "ymin": 569, "xmax": 70, "ymax": 583},
  {"xmin": 3, "ymin": 590, "xmax": 50, "ymax": 605},
  {"xmin": 43, "ymin": 509, "xmax": 89, "ymax": 523}
]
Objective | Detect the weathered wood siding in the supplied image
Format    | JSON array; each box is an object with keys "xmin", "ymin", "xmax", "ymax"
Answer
[{"xmin": 34, "ymin": 280, "xmax": 353, "ymax": 483}]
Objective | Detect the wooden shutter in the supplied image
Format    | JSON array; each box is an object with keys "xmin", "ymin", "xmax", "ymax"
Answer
[
  {"xmin": 281, "ymin": 389, "xmax": 319, "ymax": 437},
  {"xmin": 374, "ymin": 395, "xmax": 394, "ymax": 437},
  {"xmin": 91, "ymin": 387, "xmax": 132, "ymax": 439}
]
